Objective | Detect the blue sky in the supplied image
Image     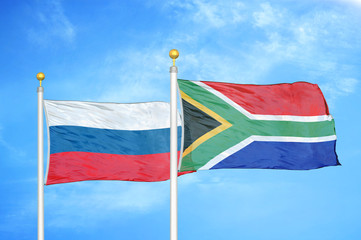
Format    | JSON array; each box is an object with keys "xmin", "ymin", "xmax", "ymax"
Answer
[{"xmin": 1, "ymin": 0, "xmax": 361, "ymax": 239}]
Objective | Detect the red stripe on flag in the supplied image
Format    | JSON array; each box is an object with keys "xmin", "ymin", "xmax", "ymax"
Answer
[
  {"xmin": 46, "ymin": 151, "xmax": 192, "ymax": 185},
  {"xmin": 202, "ymin": 81, "xmax": 330, "ymax": 116}
]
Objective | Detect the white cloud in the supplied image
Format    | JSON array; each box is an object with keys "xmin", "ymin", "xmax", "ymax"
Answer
[
  {"xmin": 95, "ymin": 48, "xmax": 171, "ymax": 103},
  {"xmin": 338, "ymin": 78, "xmax": 358, "ymax": 93},
  {"xmin": 27, "ymin": 0, "xmax": 75, "ymax": 45},
  {"xmin": 180, "ymin": 51, "xmax": 250, "ymax": 83},
  {"xmin": 192, "ymin": 0, "xmax": 245, "ymax": 27},
  {"xmin": 293, "ymin": 26, "xmax": 316, "ymax": 45},
  {"xmin": 46, "ymin": 1, "xmax": 360, "ymax": 111},
  {"xmin": 320, "ymin": 78, "xmax": 359, "ymax": 108},
  {"xmin": 87, "ymin": 1, "xmax": 359, "ymax": 105},
  {"xmin": 333, "ymin": 0, "xmax": 361, "ymax": 7},
  {"xmin": 245, "ymin": 2, "xmax": 361, "ymax": 92},
  {"xmin": 164, "ymin": 0, "xmax": 361, "ymax": 98},
  {"xmin": 165, "ymin": 0, "xmax": 246, "ymax": 28},
  {"xmin": 253, "ymin": 2, "xmax": 283, "ymax": 28}
]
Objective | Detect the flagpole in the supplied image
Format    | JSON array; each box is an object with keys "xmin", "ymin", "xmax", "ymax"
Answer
[
  {"xmin": 37, "ymin": 72, "xmax": 45, "ymax": 240},
  {"xmin": 169, "ymin": 49, "xmax": 179, "ymax": 240}
]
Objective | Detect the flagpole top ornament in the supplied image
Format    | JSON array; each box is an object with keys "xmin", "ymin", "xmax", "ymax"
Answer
[
  {"xmin": 169, "ymin": 49, "xmax": 179, "ymax": 66},
  {"xmin": 36, "ymin": 72, "xmax": 45, "ymax": 87}
]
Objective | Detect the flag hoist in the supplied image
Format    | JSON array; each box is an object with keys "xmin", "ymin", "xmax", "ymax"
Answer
[
  {"xmin": 169, "ymin": 49, "xmax": 179, "ymax": 240},
  {"xmin": 37, "ymin": 72, "xmax": 45, "ymax": 240}
]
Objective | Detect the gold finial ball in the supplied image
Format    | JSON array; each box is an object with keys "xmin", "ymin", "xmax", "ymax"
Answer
[
  {"xmin": 169, "ymin": 49, "xmax": 179, "ymax": 60},
  {"xmin": 36, "ymin": 72, "xmax": 45, "ymax": 81}
]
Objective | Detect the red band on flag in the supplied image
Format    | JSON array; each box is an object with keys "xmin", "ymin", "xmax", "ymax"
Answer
[
  {"xmin": 46, "ymin": 151, "xmax": 192, "ymax": 185},
  {"xmin": 202, "ymin": 81, "xmax": 330, "ymax": 116}
]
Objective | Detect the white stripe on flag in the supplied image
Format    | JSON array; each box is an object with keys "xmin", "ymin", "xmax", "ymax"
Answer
[{"xmin": 44, "ymin": 100, "xmax": 180, "ymax": 130}]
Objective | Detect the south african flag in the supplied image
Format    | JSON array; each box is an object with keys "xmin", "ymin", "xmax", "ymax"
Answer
[{"xmin": 178, "ymin": 79, "xmax": 340, "ymax": 172}]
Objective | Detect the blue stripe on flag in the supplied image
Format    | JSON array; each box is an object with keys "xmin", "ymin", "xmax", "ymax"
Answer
[
  {"xmin": 211, "ymin": 140, "xmax": 339, "ymax": 170},
  {"xmin": 49, "ymin": 125, "xmax": 182, "ymax": 155}
]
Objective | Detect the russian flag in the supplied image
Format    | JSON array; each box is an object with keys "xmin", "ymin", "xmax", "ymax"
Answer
[{"xmin": 44, "ymin": 100, "xmax": 182, "ymax": 185}]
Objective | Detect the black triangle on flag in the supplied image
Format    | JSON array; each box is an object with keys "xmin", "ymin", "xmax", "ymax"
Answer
[{"xmin": 182, "ymin": 99, "xmax": 222, "ymax": 151}]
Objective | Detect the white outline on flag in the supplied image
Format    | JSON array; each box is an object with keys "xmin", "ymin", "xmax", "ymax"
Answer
[{"xmin": 189, "ymin": 81, "xmax": 336, "ymax": 170}]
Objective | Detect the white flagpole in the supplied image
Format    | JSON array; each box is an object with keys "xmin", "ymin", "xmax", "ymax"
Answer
[
  {"xmin": 37, "ymin": 72, "xmax": 45, "ymax": 240},
  {"xmin": 169, "ymin": 49, "xmax": 179, "ymax": 240}
]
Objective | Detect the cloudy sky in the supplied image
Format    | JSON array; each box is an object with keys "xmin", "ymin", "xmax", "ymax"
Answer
[{"xmin": 1, "ymin": 0, "xmax": 361, "ymax": 239}]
